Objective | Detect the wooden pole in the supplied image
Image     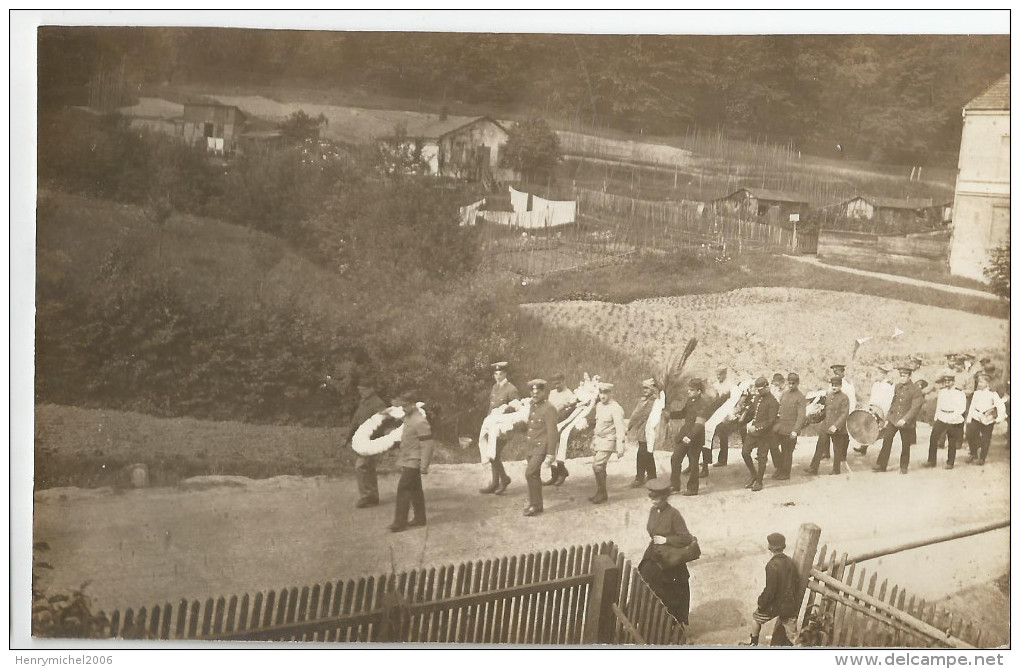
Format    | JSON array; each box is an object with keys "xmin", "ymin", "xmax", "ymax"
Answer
[
  {"xmin": 582, "ymin": 554, "xmax": 620, "ymax": 644},
  {"xmin": 841, "ymin": 519, "xmax": 1009, "ymax": 566},
  {"xmin": 792, "ymin": 523, "xmax": 821, "ymax": 628}
]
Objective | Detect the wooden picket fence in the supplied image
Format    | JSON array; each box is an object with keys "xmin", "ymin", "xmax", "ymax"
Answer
[
  {"xmin": 102, "ymin": 540, "xmax": 684, "ymax": 644},
  {"xmin": 793, "ymin": 522, "xmax": 1006, "ymax": 648}
]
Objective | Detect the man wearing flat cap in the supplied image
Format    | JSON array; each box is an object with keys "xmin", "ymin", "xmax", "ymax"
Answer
[
  {"xmin": 670, "ymin": 378, "xmax": 712, "ymax": 496},
  {"xmin": 809, "ymin": 364, "xmax": 856, "ymax": 459},
  {"xmin": 742, "ymin": 377, "xmax": 780, "ymax": 492},
  {"xmin": 807, "ymin": 376, "xmax": 851, "ymax": 476},
  {"xmin": 589, "ymin": 382, "xmax": 626, "ymax": 504},
  {"xmin": 344, "ymin": 377, "xmax": 388, "ymax": 508},
  {"xmin": 522, "ymin": 379, "xmax": 560, "ymax": 517},
  {"xmin": 772, "ymin": 372, "xmax": 807, "ymax": 480},
  {"xmin": 388, "ymin": 391, "xmax": 434, "ymax": 533},
  {"xmin": 744, "ymin": 532, "xmax": 800, "ymax": 646},
  {"xmin": 873, "ymin": 364, "xmax": 925, "ymax": 474},
  {"xmin": 627, "ymin": 378, "xmax": 660, "ymax": 487},
  {"xmin": 925, "ymin": 372, "xmax": 967, "ymax": 469},
  {"xmin": 481, "ymin": 361, "xmax": 520, "ymax": 495}
]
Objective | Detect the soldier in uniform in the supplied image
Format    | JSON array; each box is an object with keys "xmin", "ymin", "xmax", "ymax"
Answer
[
  {"xmin": 388, "ymin": 391, "xmax": 434, "ymax": 533},
  {"xmin": 742, "ymin": 377, "xmax": 780, "ymax": 492},
  {"xmin": 872, "ymin": 364, "xmax": 925, "ymax": 474},
  {"xmin": 590, "ymin": 382, "xmax": 626, "ymax": 504},
  {"xmin": 545, "ymin": 373, "xmax": 576, "ymax": 487},
  {"xmin": 806, "ymin": 377, "xmax": 850, "ymax": 475},
  {"xmin": 344, "ymin": 378, "xmax": 388, "ymax": 508},
  {"xmin": 627, "ymin": 378, "xmax": 660, "ymax": 488},
  {"xmin": 522, "ymin": 379, "xmax": 560, "ymax": 517},
  {"xmin": 670, "ymin": 378, "xmax": 711, "ymax": 496},
  {"xmin": 772, "ymin": 372, "xmax": 807, "ymax": 480},
  {"xmin": 481, "ymin": 361, "xmax": 520, "ymax": 495},
  {"xmin": 965, "ymin": 372, "xmax": 1008, "ymax": 465},
  {"xmin": 925, "ymin": 372, "xmax": 967, "ymax": 469}
]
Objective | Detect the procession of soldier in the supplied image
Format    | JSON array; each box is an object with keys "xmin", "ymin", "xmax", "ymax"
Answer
[{"xmin": 344, "ymin": 353, "xmax": 1009, "ymax": 531}]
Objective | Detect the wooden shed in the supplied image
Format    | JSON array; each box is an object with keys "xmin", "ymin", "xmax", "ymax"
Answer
[
  {"xmin": 379, "ymin": 115, "xmax": 516, "ymax": 182},
  {"xmin": 838, "ymin": 195, "xmax": 941, "ymax": 227},
  {"xmin": 182, "ymin": 102, "xmax": 246, "ymax": 155},
  {"xmin": 712, "ymin": 187, "xmax": 809, "ymax": 222}
]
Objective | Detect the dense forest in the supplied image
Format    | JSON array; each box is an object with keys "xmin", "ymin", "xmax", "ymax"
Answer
[{"xmin": 39, "ymin": 28, "xmax": 1008, "ymax": 165}]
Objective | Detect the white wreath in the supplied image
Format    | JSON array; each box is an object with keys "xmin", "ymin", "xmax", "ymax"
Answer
[{"xmin": 351, "ymin": 403, "xmax": 427, "ymax": 456}]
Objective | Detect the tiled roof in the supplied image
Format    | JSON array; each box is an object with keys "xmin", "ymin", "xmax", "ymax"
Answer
[{"xmin": 965, "ymin": 73, "xmax": 1010, "ymax": 111}]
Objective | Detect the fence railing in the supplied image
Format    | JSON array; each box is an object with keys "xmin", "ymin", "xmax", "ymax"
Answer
[
  {"xmin": 105, "ymin": 541, "xmax": 687, "ymax": 644},
  {"xmin": 794, "ymin": 523, "xmax": 1000, "ymax": 648}
]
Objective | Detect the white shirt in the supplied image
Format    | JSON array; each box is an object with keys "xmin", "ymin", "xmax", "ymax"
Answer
[
  {"xmin": 548, "ymin": 387, "xmax": 576, "ymax": 412},
  {"xmin": 934, "ymin": 387, "xmax": 968, "ymax": 424},
  {"xmin": 840, "ymin": 378, "xmax": 857, "ymax": 410},
  {"xmin": 712, "ymin": 376, "xmax": 736, "ymax": 401},
  {"xmin": 967, "ymin": 389, "xmax": 1007, "ymax": 425},
  {"xmin": 868, "ymin": 381, "xmax": 895, "ymax": 415}
]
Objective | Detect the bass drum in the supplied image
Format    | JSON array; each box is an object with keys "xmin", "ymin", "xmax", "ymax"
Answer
[{"xmin": 847, "ymin": 405, "xmax": 887, "ymax": 445}]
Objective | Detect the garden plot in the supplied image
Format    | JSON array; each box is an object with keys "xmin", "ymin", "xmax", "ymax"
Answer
[{"xmin": 522, "ymin": 287, "xmax": 1008, "ymax": 392}]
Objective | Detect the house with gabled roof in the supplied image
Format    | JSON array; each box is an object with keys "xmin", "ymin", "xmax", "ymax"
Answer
[
  {"xmin": 949, "ymin": 73, "xmax": 1010, "ymax": 281},
  {"xmin": 379, "ymin": 115, "xmax": 515, "ymax": 182},
  {"xmin": 712, "ymin": 187, "xmax": 810, "ymax": 222}
]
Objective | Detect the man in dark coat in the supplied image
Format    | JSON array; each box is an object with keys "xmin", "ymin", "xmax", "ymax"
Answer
[
  {"xmin": 873, "ymin": 364, "xmax": 925, "ymax": 474},
  {"xmin": 772, "ymin": 372, "xmax": 807, "ymax": 480},
  {"xmin": 670, "ymin": 378, "xmax": 711, "ymax": 496},
  {"xmin": 742, "ymin": 377, "xmax": 780, "ymax": 492},
  {"xmin": 807, "ymin": 377, "xmax": 851, "ymax": 475},
  {"xmin": 745, "ymin": 532, "xmax": 800, "ymax": 646},
  {"xmin": 522, "ymin": 379, "xmax": 560, "ymax": 517},
  {"xmin": 343, "ymin": 379, "xmax": 388, "ymax": 508}
]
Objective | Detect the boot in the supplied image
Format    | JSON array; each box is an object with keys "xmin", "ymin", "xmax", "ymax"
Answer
[
  {"xmin": 740, "ymin": 635, "xmax": 759, "ymax": 646},
  {"xmin": 589, "ymin": 471, "xmax": 608, "ymax": 504},
  {"xmin": 554, "ymin": 463, "xmax": 569, "ymax": 486},
  {"xmin": 479, "ymin": 479, "xmax": 499, "ymax": 494},
  {"xmin": 494, "ymin": 476, "xmax": 511, "ymax": 495},
  {"xmin": 629, "ymin": 476, "xmax": 646, "ymax": 489}
]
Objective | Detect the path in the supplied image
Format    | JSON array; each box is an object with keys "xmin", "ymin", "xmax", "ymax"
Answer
[
  {"xmin": 33, "ymin": 421, "xmax": 1010, "ymax": 645},
  {"xmin": 785, "ymin": 255, "xmax": 1000, "ymax": 301}
]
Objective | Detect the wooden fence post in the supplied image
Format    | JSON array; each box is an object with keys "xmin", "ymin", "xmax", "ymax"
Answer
[
  {"xmin": 376, "ymin": 589, "xmax": 410, "ymax": 643},
  {"xmin": 583, "ymin": 554, "xmax": 621, "ymax": 644},
  {"xmin": 793, "ymin": 523, "xmax": 822, "ymax": 625}
]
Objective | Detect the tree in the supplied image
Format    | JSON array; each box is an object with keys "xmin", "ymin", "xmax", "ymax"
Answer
[
  {"xmin": 503, "ymin": 117, "xmax": 561, "ymax": 183},
  {"xmin": 278, "ymin": 110, "xmax": 328, "ymax": 143},
  {"xmin": 984, "ymin": 240, "xmax": 1010, "ymax": 300}
]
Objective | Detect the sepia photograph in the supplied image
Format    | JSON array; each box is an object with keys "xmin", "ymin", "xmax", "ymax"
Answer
[{"xmin": 12, "ymin": 9, "xmax": 1012, "ymax": 660}]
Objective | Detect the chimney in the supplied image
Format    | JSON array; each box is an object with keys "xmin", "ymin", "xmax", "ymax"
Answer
[{"xmin": 439, "ymin": 106, "xmax": 449, "ymax": 122}]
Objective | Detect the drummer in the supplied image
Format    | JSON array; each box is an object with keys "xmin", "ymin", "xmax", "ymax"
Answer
[
  {"xmin": 807, "ymin": 364, "xmax": 856, "ymax": 460},
  {"xmin": 854, "ymin": 365, "xmax": 896, "ymax": 456}
]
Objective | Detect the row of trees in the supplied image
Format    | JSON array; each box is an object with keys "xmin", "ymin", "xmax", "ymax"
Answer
[{"xmin": 39, "ymin": 29, "xmax": 1009, "ymax": 164}]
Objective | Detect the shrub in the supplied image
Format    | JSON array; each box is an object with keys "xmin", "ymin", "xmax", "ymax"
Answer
[{"xmin": 984, "ymin": 240, "xmax": 1010, "ymax": 300}]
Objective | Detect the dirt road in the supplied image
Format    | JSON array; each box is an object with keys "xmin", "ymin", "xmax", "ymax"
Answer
[{"xmin": 33, "ymin": 425, "xmax": 1009, "ymax": 645}]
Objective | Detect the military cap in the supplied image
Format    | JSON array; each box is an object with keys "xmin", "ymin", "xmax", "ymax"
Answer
[
  {"xmin": 976, "ymin": 371, "xmax": 993, "ymax": 382},
  {"xmin": 936, "ymin": 370, "xmax": 956, "ymax": 382},
  {"xmin": 767, "ymin": 533, "xmax": 786, "ymax": 550},
  {"xmin": 895, "ymin": 364, "xmax": 915, "ymax": 373},
  {"xmin": 945, "ymin": 353, "xmax": 959, "ymax": 362},
  {"xmin": 830, "ymin": 364, "xmax": 846, "ymax": 371},
  {"xmin": 754, "ymin": 376, "xmax": 769, "ymax": 388},
  {"xmin": 491, "ymin": 361, "xmax": 510, "ymax": 371},
  {"xmin": 527, "ymin": 378, "xmax": 547, "ymax": 389},
  {"xmin": 877, "ymin": 364, "xmax": 891, "ymax": 373},
  {"xmin": 980, "ymin": 357, "xmax": 992, "ymax": 366},
  {"xmin": 983, "ymin": 364, "xmax": 998, "ymax": 376},
  {"xmin": 597, "ymin": 382, "xmax": 615, "ymax": 392},
  {"xmin": 786, "ymin": 372, "xmax": 800, "ymax": 384},
  {"xmin": 646, "ymin": 478, "xmax": 673, "ymax": 497},
  {"xmin": 715, "ymin": 365, "xmax": 728, "ymax": 374},
  {"xmin": 688, "ymin": 378, "xmax": 705, "ymax": 391},
  {"xmin": 829, "ymin": 376, "xmax": 843, "ymax": 386}
]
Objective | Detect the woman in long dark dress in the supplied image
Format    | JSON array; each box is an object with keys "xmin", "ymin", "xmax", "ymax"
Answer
[{"xmin": 638, "ymin": 477, "xmax": 694, "ymax": 625}]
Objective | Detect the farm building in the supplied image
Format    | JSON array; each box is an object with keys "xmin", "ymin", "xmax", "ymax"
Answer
[
  {"xmin": 712, "ymin": 187, "xmax": 809, "ymax": 222},
  {"xmin": 379, "ymin": 115, "xmax": 517, "ymax": 182},
  {"xmin": 949, "ymin": 73, "xmax": 1010, "ymax": 282},
  {"xmin": 836, "ymin": 195, "xmax": 945, "ymax": 228},
  {"xmin": 181, "ymin": 102, "xmax": 247, "ymax": 155}
]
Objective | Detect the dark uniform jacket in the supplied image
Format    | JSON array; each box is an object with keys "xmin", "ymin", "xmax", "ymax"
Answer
[
  {"xmin": 818, "ymin": 390, "xmax": 850, "ymax": 434},
  {"xmin": 676, "ymin": 395, "xmax": 712, "ymax": 447},
  {"xmin": 758, "ymin": 552, "xmax": 801, "ymax": 618},
  {"xmin": 346, "ymin": 394, "xmax": 387, "ymax": 445},
  {"xmin": 774, "ymin": 388, "xmax": 808, "ymax": 435},
  {"xmin": 525, "ymin": 399, "xmax": 560, "ymax": 458},
  {"xmin": 886, "ymin": 381, "xmax": 925, "ymax": 428},
  {"xmin": 626, "ymin": 396, "xmax": 656, "ymax": 442},
  {"xmin": 396, "ymin": 408, "xmax": 434, "ymax": 471},
  {"xmin": 489, "ymin": 381, "xmax": 520, "ymax": 413},
  {"xmin": 746, "ymin": 392, "xmax": 780, "ymax": 434}
]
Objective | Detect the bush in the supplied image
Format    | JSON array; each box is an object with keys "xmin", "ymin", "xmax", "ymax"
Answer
[{"xmin": 984, "ymin": 240, "xmax": 1010, "ymax": 300}]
